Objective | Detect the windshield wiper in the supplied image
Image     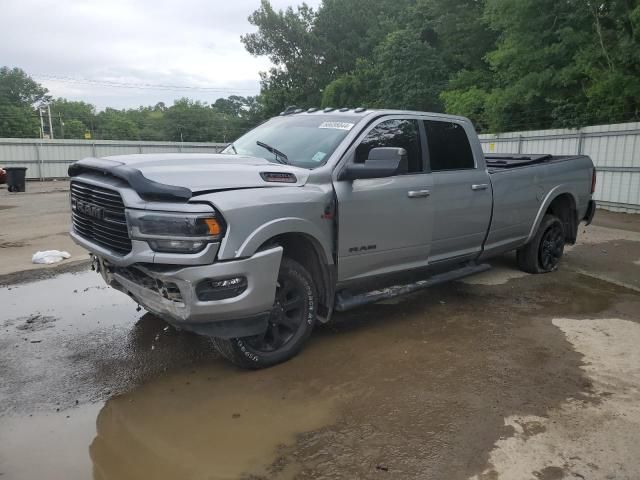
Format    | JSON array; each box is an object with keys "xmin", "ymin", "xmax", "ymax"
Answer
[{"xmin": 256, "ymin": 140, "xmax": 289, "ymax": 165}]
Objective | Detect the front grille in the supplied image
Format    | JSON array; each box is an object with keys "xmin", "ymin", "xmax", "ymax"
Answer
[{"xmin": 71, "ymin": 181, "xmax": 132, "ymax": 255}]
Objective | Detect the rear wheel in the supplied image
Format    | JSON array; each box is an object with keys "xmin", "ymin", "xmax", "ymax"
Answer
[
  {"xmin": 517, "ymin": 214, "xmax": 565, "ymax": 273},
  {"xmin": 213, "ymin": 257, "xmax": 317, "ymax": 369}
]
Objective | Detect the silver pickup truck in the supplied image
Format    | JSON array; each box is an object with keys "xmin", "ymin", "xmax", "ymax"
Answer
[{"xmin": 69, "ymin": 108, "xmax": 596, "ymax": 368}]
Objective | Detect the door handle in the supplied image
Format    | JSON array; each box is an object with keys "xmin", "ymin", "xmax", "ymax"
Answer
[
  {"xmin": 471, "ymin": 184, "xmax": 489, "ymax": 191},
  {"xmin": 407, "ymin": 189, "xmax": 431, "ymax": 198}
]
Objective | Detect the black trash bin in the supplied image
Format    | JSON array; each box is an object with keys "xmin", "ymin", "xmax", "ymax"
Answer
[{"xmin": 5, "ymin": 167, "xmax": 28, "ymax": 192}]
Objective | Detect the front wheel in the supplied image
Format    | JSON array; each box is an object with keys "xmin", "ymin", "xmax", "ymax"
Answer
[
  {"xmin": 213, "ymin": 257, "xmax": 317, "ymax": 369},
  {"xmin": 516, "ymin": 214, "xmax": 566, "ymax": 274}
]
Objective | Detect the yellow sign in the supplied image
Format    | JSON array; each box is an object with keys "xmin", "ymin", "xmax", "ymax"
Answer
[
  {"xmin": 84, "ymin": 131, "xmax": 92, "ymax": 140},
  {"xmin": 489, "ymin": 143, "xmax": 495, "ymax": 152}
]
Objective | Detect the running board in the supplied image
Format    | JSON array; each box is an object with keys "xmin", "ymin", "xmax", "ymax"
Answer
[{"xmin": 334, "ymin": 263, "xmax": 491, "ymax": 312}]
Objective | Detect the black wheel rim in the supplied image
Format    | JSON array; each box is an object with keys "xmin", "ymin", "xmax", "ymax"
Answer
[
  {"xmin": 539, "ymin": 223, "xmax": 564, "ymax": 271},
  {"xmin": 245, "ymin": 276, "xmax": 306, "ymax": 353}
]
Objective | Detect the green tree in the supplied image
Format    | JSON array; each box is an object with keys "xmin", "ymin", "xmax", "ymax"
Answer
[
  {"xmin": 212, "ymin": 95, "xmax": 265, "ymax": 140},
  {"xmin": 321, "ymin": 71, "xmax": 370, "ymax": 108},
  {"xmin": 163, "ymin": 98, "xmax": 222, "ymax": 142},
  {"xmin": 242, "ymin": 1, "xmax": 322, "ymax": 115},
  {"xmin": 50, "ymin": 98, "xmax": 95, "ymax": 138},
  {"xmin": 96, "ymin": 109, "xmax": 140, "ymax": 140},
  {"xmin": 372, "ymin": 29, "xmax": 449, "ymax": 111},
  {"xmin": 444, "ymin": 0, "xmax": 640, "ymax": 131},
  {"xmin": 323, "ymin": 29, "xmax": 449, "ymax": 112},
  {"xmin": 63, "ymin": 119, "xmax": 89, "ymax": 139},
  {"xmin": 124, "ymin": 104, "xmax": 167, "ymax": 141},
  {"xmin": 0, "ymin": 67, "xmax": 50, "ymax": 137},
  {"xmin": 242, "ymin": 0, "xmax": 411, "ymax": 115}
]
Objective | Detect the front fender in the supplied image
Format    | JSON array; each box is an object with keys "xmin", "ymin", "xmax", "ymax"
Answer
[{"xmin": 236, "ymin": 217, "xmax": 334, "ymax": 263}]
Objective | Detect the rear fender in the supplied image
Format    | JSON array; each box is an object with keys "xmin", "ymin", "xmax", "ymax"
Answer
[{"xmin": 525, "ymin": 185, "xmax": 579, "ymax": 244}]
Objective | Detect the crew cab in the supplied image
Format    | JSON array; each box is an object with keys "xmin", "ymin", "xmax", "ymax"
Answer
[{"xmin": 68, "ymin": 108, "xmax": 596, "ymax": 368}]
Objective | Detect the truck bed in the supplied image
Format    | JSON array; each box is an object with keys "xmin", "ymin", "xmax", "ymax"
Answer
[
  {"xmin": 482, "ymin": 152, "xmax": 594, "ymax": 258},
  {"xmin": 486, "ymin": 154, "xmax": 583, "ymax": 173}
]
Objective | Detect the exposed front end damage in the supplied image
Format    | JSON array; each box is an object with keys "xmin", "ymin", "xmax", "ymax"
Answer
[{"xmin": 91, "ymin": 246, "xmax": 283, "ymax": 339}]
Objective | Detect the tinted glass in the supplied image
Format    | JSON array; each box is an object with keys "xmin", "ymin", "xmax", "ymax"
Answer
[
  {"xmin": 355, "ymin": 119, "xmax": 422, "ymax": 174},
  {"xmin": 423, "ymin": 120, "xmax": 475, "ymax": 171},
  {"xmin": 224, "ymin": 115, "xmax": 357, "ymax": 169}
]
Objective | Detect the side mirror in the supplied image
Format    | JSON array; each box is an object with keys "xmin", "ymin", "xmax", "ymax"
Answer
[{"xmin": 339, "ymin": 147, "xmax": 407, "ymax": 181}]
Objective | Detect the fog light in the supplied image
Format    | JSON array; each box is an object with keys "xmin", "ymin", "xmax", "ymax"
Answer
[
  {"xmin": 148, "ymin": 239, "xmax": 206, "ymax": 253},
  {"xmin": 196, "ymin": 276, "xmax": 247, "ymax": 301}
]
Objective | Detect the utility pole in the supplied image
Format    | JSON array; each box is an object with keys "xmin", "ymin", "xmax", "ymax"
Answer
[
  {"xmin": 47, "ymin": 104, "xmax": 54, "ymax": 139},
  {"xmin": 39, "ymin": 107, "xmax": 45, "ymax": 139},
  {"xmin": 58, "ymin": 113, "xmax": 65, "ymax": 139}
]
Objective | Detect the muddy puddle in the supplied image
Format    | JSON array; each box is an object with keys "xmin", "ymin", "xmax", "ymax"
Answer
[
  {"xmin": 1, "ymin": 372, "xmax": 342, "ymax": 480},
  {"xmin": 1, "ymin": 261, "xmax": 640, "ymax": 479}
]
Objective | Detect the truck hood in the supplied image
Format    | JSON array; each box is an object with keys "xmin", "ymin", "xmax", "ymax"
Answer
[{"xmin": 68, "ymin": 153, "xmax": 310, "ymax": 201}]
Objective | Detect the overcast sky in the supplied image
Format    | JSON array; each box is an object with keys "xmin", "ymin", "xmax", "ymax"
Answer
[{"xmin": 1, "ymin": 0, "xmax": 320, "ymax": 110}]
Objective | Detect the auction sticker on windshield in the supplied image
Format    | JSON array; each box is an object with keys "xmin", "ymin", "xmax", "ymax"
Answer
[{"xmin": 318, "ymin": 122, "xmax": 354, "ymax": 131}]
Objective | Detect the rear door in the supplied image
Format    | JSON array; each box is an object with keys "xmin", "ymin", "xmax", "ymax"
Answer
[
  {"xmin": 334, "ymin": 117, "xmax": 434, "ymax": 282},
  {"xmin": 423, "ymin": 119, "xmax": 492, "ymax": 264}
]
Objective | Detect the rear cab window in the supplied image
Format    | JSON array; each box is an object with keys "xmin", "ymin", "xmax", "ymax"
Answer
[{"xmin": 423, "ymin": 120, "xmax": 475, "ymax": 171}]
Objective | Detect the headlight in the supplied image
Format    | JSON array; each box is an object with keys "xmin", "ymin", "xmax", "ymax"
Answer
[
  {"xmin": 135, "ymin": 214, "xmax": 221, "ymax": 237},
  {"xmin": 127, "ymin": 210, "xmax": 225, "ymax": 254}
]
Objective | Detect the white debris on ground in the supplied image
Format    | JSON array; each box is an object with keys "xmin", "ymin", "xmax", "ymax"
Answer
[
  {"xmin": 31, "ymin": 250, "xmax": 71, "ymax": 264},
  {"xmin": 470, "ymin": 318, "xmax": 640, "ymax": 480}
]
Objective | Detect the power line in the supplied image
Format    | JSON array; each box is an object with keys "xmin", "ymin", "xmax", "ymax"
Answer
[{"xmin": 32, "ymin": 73, "xmax": 259, "ymax": 93}]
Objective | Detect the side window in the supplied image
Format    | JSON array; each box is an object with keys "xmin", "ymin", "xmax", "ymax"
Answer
[
  {"xmin": 355, "ymin": 119, "xmax": 422, "ymax": 174},
  {"xmin": 423, "ymin": 120, "xmax": 475, "ymax": 171}
]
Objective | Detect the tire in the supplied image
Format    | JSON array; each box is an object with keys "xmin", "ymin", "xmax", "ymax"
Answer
[
  {"xmin": 516, "ymin": 214, "xmax": 566, "ymax": 274},
  {"xmin": 213, "ymin": 257, "xmax": 317, "ymax": 369}
]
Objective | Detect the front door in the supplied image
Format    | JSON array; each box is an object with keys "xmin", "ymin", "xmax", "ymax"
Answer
[{"xmin": 334, "ymin": 117, "xmax": 434, "ymax": 283}]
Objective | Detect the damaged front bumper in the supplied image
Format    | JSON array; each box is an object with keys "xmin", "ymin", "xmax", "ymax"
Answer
[{"xmin": 93, "ymin": 246, "xmax": 283, "ymax": 339}]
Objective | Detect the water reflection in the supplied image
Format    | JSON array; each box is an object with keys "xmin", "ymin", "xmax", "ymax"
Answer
[{"xmin": 89, "ymin": 364, "xmax": 339, "ymax": 480}]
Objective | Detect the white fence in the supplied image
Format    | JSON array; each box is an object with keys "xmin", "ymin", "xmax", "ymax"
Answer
[
  {"xmin": 2, "ymin": 122, "xmax": 639, "ymax": 213},
  {"xmin": 0, "ymin": 138, "xmax": 226, "ymax": 179},
  {"xmin": 480, "ymin": 122, "xmax": 640, "ymax": 213}
]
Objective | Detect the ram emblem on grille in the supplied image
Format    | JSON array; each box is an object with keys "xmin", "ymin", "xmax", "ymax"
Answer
[{"xmin": 72, "ymin": 198, "xmax": 105, "ymax": 220}]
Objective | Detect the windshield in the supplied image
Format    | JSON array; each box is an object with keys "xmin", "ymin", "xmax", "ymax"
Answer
[{"xmin": 223, "ymin": 115, "xmax": 357, "ymax": 169}]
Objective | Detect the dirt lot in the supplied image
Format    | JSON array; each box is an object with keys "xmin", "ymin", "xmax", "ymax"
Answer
[
  {"xmin": 0, "ymin": 180, "xmax": 88, "ymax": 277},
  {"xmin": 1, "ymin": 182, "xmax": 640, "ymax": 479}
]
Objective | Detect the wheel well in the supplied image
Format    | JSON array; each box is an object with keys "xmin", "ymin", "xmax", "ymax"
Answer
[
  {"xmin": 258, "ymin": 233, "xmax": 335, "ymax": 321},
  {"xmin": 546, "ymin": 193, "xmax": 578, "ymax": 244}
]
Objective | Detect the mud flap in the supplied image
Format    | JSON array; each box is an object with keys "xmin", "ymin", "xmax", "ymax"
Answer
[{"xmin": 583, "ymin": 200, "xmax": 596, "ymax": 226}]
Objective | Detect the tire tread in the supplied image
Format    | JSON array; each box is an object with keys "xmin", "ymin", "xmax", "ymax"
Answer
[
  {"xmin": 516, "ymin": 214, "xmax": 564, "ymax": 274},
  {"xmin": 212, "ymin": 257, "xmax": 316, "ymax": 369}
]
